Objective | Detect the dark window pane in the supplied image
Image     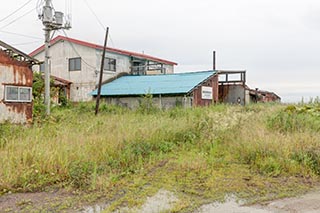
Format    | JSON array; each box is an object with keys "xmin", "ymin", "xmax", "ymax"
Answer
[
  {"xmin": 20, "ymin": 88, "xmax": 31, "ymax": 101},
  {"xmin": 104, "ymin": 57, "xmax": 116, "ymax": 71},
  {"xmin": 6, "ymin": 87, "xmax": 18, "ymax": 100},
  {"xmin": 39, "ymin": 63, "xmax": 44, "ymax": 72},
  {"xmin": 69, "ymin": 58, "xmax": 81, "ymax": 71}
]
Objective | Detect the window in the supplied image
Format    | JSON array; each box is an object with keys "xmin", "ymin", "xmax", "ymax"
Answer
[
  {"xmin": 39, "ymin": 63, "xmax": 44, "ymax": 72},
  {"xmin": 5, "ymin": 86, "xmax": 32, "ymax": 102},
  {"xmin": 69, "ymin": 57, "xmax": 81, "ymax": 71},
  {"xmin": 104, "ymin": 57, "xmax": 116, "ymax": 71}
]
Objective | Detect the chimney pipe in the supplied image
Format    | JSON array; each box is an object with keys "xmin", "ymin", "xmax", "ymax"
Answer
[{"xmin": 213, "ymin": 51, "xmax": 216, "ymax": 70}]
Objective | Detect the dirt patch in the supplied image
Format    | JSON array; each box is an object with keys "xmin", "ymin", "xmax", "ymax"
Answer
[
  {"xmin": 196, "ymin": 198, "xmax": 270, "ymax": 213},
  {"xmin": 196, "ymin": 190, "xmax": 320, "ymax": 213},
  {"xmin": 2, "ymin": 189, "xmax": 320, "ymax": 212},
  {"xmin": 106, "ymin": 189, "xmax": 178, "ymax": 213},
  {"xmin": 261, "ymin": 190, "xmax": 320, "ymax": 212},
  {"xmin": 0, "ymin": 190, "xmax": 77, "ymax": 212}
]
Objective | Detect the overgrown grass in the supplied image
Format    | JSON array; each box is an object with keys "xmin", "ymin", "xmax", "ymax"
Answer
[{"xmin": 1, "ymin": 102, "xmax": 320, "ymax": 211}]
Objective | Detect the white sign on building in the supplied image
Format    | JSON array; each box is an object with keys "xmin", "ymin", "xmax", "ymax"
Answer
[{"xmin": 201, "ymin": 86, "xmax": 213, "ymax": 100}]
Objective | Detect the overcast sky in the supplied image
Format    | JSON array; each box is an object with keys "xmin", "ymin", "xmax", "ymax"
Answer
[{"xmin": 1, "ymin": 0, "xmax": 320, "ymax": 102}]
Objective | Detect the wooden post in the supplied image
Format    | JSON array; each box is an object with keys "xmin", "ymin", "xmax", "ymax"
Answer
[{"xmin": 95, "ymin": 27, "xmax": 109, "ymax": 115}]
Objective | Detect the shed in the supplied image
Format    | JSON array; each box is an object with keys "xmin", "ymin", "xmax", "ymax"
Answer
[
  {"xmin": 0, "ymin": 40, "xmax": 38, "ymax": 123},
  {"xmin": 91, "ymin": 71, "xmax": 218, "ymax": 109},
  {"xmin": 248, "ymin": 89, "xmax": 281, "ymax": 103}
]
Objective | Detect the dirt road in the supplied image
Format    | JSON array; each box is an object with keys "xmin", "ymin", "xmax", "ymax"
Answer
[
  {"xmin": 198, "ymin": 190, "xmax": 320, "ymax": 213},
  {"xmin": 1, "ymin": 189, "xmax": 320, "ymax": 212}
]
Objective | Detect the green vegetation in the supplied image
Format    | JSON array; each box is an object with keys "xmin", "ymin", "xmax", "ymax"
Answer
[{"xmin": 1, "ymin": 102, "xmax": 320, "ymax": 211}]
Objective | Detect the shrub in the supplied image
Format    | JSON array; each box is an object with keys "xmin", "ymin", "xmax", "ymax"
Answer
[{"xmin": 267, "ymin": 105, "xmax": 320, "ymax": 133}]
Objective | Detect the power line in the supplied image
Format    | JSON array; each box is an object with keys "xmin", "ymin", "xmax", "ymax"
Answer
[
  {"xmin": 82, "ymin": 0, "xmax": 105, "ymax": 31},
  {"xmin": 0, "ymin": 6, "xmax": 37, "ymax": 30},
  {"xmin": 11, "ymin": 40, "xmax": 43, "ymax": 46},
  {"xmin": 62, "ymin": 29, "xmax": 97, "ymax": 70},
  {"xmin": 36, "ymin": 0, "xmax": 45, "ymax": 15},
  {"xmin": 108, "ymin": 33, "xmax": 116, "ymax": 48},
  {"xmin": 81, "ymin": 0, "xmax": 116, "ymax": 48},
  {"xmin": 0, "ymin": 30, "xmax": 42, "ymax": 40},
  {"xmin": 0, "ymin": 0, "xmax": 34, "ymax": 23}
]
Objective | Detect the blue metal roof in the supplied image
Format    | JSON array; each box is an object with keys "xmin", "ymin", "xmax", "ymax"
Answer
[{"xmin": 91, "ymin": 70, "xmax": 216, "ymax": 96}]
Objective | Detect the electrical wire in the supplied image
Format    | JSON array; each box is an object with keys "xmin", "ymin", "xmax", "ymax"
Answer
[
  {"xmin": 108, "ymin": 33, "xmax": 116, "ymax": 48},
  {"xmin": 36, "ymin": 0, "xmax": 44, "ymax": 16},
  {"xmin": 0, "ymin": 0, "xmax": 34, "ymax": 23},
  {"xmin": 0, "ymin": 6, "xmax": 37, "ymax": 30},
  {"xmin": 0, "ymin": 30, "xmax": 42, "ymax": 40},
  {"xmin": 81, "ymin": 0, "xmax": 116, "ymax": 48},
  {"xmin": 82, "ymin": 0, "xmax": 106, "ymax": 31},
  {"xmin": 62, "ymin": 29, "xmax": 97, "ymax": 71},
  {"xmin": 64, "ymin": 0, "xmax": 72, "ymax": 26},
  {"xmin": 11, "ymin": 40, "xmax": 43, "ymax": 46}
]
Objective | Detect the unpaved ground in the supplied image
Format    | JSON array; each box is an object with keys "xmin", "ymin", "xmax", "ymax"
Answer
[
  {"xmin": 196, "ymin": 190, "xmax": 320, "ymax": 213},
  {"xmin": 1, "ymin": 189, "xmax": 320, "ymax": 212},
  {"xmin": 0, "ymin": 190, "xmax": 79, "ymax": 212}
]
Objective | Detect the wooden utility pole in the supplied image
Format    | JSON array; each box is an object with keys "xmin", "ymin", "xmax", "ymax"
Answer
[{"xmin": 95, "ymin": 27, "xmax": 109, "ymax": 115}]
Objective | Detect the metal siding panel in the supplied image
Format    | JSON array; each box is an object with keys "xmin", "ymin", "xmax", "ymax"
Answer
[{"xmin": 0, "ymin": 50, "xmax": 33, "ymax": 123}]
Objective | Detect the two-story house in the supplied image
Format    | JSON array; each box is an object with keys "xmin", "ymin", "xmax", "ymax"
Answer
[{"xmin": 30, "ymin": 36, "xmax": 177, "ymax": 102}]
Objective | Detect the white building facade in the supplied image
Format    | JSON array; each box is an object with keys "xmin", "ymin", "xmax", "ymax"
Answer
[{"xmin": 30, "ymin": 36, "xmax": 177, "ymax": 102}]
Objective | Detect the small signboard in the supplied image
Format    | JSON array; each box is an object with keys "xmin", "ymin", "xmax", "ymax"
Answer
[{"xmin": 201, "ymin": 86, "xmax": 213, "ymax": 100}]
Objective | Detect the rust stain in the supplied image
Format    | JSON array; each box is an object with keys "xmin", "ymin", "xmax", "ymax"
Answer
[
  {"xmin": 6, "ymin": 102, "xmax": 33, "ymax": 122},
  {"xmin": 0, "ymin": 50, "xmax": 33, "ymax": 86},
  {"xmin": 1, "ymin": 49, "xmax": 34, "ymax": 123},
  {"xmin": 192, "ymin": 74, "xmax": 218, "ymax": 107},
  {"xmin": 219, "ymin": 85, "xmax": 230, "ymax": 101}
]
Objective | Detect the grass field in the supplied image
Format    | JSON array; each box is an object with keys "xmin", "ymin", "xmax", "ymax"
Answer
[{"xmin": 1, "ymin": 102, "xmax": 320, "ymax": 211}]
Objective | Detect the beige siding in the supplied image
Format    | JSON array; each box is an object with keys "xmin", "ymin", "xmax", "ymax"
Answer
[{"xmin": 33, "ymin": 40, "xmax": 175, "ymax": 102}]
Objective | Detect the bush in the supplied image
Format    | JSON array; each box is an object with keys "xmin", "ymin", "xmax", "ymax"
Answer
[
  {"xmin": 267, "ymin": 105, "xmax": 320, "ymax": 133},
  {"xmin": 137, "ymin": 93, "xmax": 159, "ymax": 114}
]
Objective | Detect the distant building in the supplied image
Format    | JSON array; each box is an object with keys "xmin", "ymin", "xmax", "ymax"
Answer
[
  {"xmin": 0, "ymin": 40, "xmax": 38, "ymax": 123},
  {"xmin": 30, "ymin": 36, "xmax": 177, "ymax": 102},
  {"xmin": 248, "ymin": 88, "xmax": 281, "ymax": 103},
  {"xmin": 218, "ymin": 70, "xmax": 247, "ymax": 105},
  {"xmin": 91, "ymin": 71, "xmax": 219, "ymax": 109},
  {"xmin": 217, "ymin": 70, "xmax": 281, "ymax": 105}
]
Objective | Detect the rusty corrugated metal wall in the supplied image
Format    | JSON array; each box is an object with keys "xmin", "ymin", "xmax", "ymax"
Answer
[
  {"xmin": 192, "ymin": 74, "xmax": 219, "ymax": 106},
  {"xmin": 0, "ymin": 50, "xmax": 33, "ymax": 123}
]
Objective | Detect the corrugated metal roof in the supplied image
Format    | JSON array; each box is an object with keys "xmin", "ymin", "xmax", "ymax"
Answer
[{"xmin": 91, "ymin": 70, "xmax": 216, "ymax": 96}]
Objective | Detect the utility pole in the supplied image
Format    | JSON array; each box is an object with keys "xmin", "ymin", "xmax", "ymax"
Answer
[
  {"xmin": 40, "ymin": 0, "xmax": 71, "ymax": 115},
  {"xmin": 95, "ymin": 27, "xmax": 109, "ymax": 115}
]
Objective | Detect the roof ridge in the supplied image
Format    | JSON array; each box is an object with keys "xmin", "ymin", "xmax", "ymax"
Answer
[
  {"xmin": 29, "ymin": 35, "xmax": 177, "ymax": 66},
  {"xmin": 120, "ymin": 70, "xmax": 215, "ymax": 77}
]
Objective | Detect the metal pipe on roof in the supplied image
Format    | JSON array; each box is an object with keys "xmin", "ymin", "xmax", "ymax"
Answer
[{"xmin": 213, "ymin": 51, "xmax": 216, "ymax": 70}]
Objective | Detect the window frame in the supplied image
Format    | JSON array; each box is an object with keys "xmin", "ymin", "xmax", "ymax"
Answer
[
  {"xmin": 69, "ymin": 57, "xmax": 82, "ymax": 71},
  {"xmin": 4, "ymin": 85, "xmax": 32, "ymax": 103},
  {"xmin": 104, "ymin": 57, "xmax": 116, "ymax": 72}
]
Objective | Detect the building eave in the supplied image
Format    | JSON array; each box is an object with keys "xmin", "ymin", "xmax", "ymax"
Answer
[{"xmin": 29, "ymin": 35, "xmax": 178, "ymax": 66}]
